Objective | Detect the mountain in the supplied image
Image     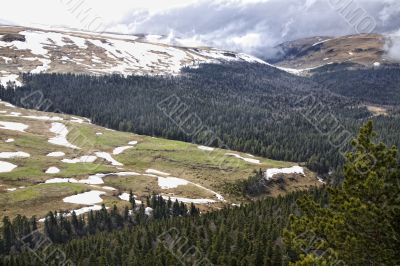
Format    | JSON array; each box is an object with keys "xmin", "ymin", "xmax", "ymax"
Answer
[
  {"xmin": 0, "ymin": 25, "xmax": 265, "ymax": 86},
  {"xmin": 269, "ymin": 33, "xmax": 399, "ymax": 75}
]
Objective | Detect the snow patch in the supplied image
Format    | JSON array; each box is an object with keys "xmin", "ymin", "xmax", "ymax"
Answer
[
  {"xmin": 0, "ymin": 121, "xmax": 28, "ymax": 132},
  {"xmin": 157, "ymin": 176, "xmax": 189, "ymax": 189},
  {"xmin": 45, "ymin": 167, "xmax": 60, "ymax": 174},
  {"xmin": 46, "ymin": 151, "xmax": 65, "ymax": 157},
  {"xmin": 265, "ymin": 166, "xmax": 304, "ymax": 180},
  {"xmin": 63, "ymin": 190, "xmax": 105, "ymax": 205},
  {"xmin": 225, "ymin": 153, "xmax": 260, "ymax": 164},
  {"xmin": 113, "ymin": 146, "xmax": 134, "ymax": 155},
  {"xmin": 95, "ymin": 152, "xmax": 123, "ymax": 166},
  {"xmin": 0, "ymin": 151, "xmax": 30, "ymax": 159},
  {"xmin": 48, "ymin": 123, "xmax": 79, "ymax": 149},
  {"xmin": 0, "ymin": 161, "xmax": 17, "ymax": 172},
  {"xmin": 198, "ymin": 145, "xmax": 215, "ymax": 151},
  {"xmin": 167, "ymin": 196, "xmax": 216, "ymax": 204},
  {"xmin": 62, "ymin": 155, "xmax": 97, "ymax": 164},
  {"xmin": 118, "ymin": 193, "xmax": 142, "ymax": 204},
  {"xmin": 146, "ymin": 169, "xmax": 170, "ymax": 176}
]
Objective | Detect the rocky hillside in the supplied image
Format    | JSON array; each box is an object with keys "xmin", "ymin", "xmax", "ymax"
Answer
[
  {"xmin": 270, "ymin": 33, "xmax": 399, "ymax": 75},
  {"xmin": 0, "ymin": 25, "xmax": 265, "ymax": 86}
]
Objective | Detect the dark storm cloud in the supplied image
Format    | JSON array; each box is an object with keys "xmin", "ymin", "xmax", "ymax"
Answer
[{"xmin": 108, "ymin": 0, "xmax": 400, "ymax": 58}]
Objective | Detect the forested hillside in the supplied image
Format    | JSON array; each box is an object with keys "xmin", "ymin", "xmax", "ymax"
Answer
[
  {"xmin": 1, "ymin": 122, "xmax": 398, "ymax": 265},
  {"xmin": 1, "ymin": 63, "xmax": 399, "ymax": 177},
  {"xmin": 0, "ymin": 189, "xmax": 326, "ymax": 265},
  {"xmin": 311, "ymin": 65, "xmax": 400, "ymax": 105}
]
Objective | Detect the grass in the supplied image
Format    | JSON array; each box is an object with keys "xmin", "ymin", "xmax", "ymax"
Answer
[
  {"xmin": 0, "ymin": 105, "xmax": 318, "ymax": 219},
  {"xmin": 0, "ymin": 183, "xmax": 90, "ymax": 219}
]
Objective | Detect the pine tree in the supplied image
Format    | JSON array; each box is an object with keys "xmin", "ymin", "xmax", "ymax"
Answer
[{"xmin": 284, "ymin": 121, "xmax": 400, "ymax": 265}]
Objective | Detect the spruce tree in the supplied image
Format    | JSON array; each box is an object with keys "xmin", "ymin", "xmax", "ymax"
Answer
[{"xmin": 284, "ymin": 121, "xmax": 400, "ymax": 265}]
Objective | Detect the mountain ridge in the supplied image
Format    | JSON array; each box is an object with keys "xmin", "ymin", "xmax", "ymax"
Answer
[{"xmin": 0, "ymin": 25, "xmax": 266, "ymax": 86}]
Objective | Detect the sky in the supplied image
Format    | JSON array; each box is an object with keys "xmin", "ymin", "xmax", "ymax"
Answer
[{"xmin": 1, "ymin": 0, "xmax": 400, "ymax": 57}]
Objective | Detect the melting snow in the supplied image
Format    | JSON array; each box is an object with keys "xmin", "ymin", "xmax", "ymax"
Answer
[
  {"xmin": 45, "ymin": 178, "xmax": 78, "ymax": 183},
  {"xmin": 48, "ymin": 122, "xmax": 79, "ymax": 149},
  {"xmin": 0, "ymin": 74, "xmax": 22, "ymax": 87},
  {"xmin": 62, "ymin": 155, "xmax": 97, "ymax": 164},
  {"xmin": 145, "ymin": 207, "xmax": 153, "ymax": 216},
  {"xmin": 157, "ymin": 176, "xmax": 189, "ymax": 189},
  {"xmin": 47, "ymin": 151, "xmax": 65, "ymax": 157},
  {"xmin": 102, "ymin": 186, "xmax": 117, "ymax": 191},
  {"xmin": 95, "ymin": 152, "xmax": 123, "ymax": 166},
  {"xmin": 265, "ymin": 166, "xmax": 304, "ymax": 180},
  {"xmin": 63, "ymin": 190, "xmax": 105, "ymax": 205},
  {"xmin": 0, "ymin": 121, "xmax": 29, "ymax": 132},
  {"xmin": 5, "ymin": 138, "xmax": 14, "ymax": 143},
  {"xmin": 39, "ymin": 205, "xmax": 104, "ymax": 222},
  {"xmin": 45, "ymin": 167, "xmax": 60, "ymax": 174},
  {"xmin": 168, "ymin": 196, "xmax": 217, "ymax": 204},
  {"xmin": 225, "ymin": 153, "xmax": 261, "ymax": 164},
  {"xmin": 198, "ymin": 145, "xmax": 215, "ymax": 151},
  {"xmin": 113, "ymin": 146, "xmax": 134, "ymax": 155},
  {"xmin": 0, "ymin": 152, "xmax": 30, "ymax": 159},
  {"xmin": 0, "ymin": 161, "xmax": 17, "ymax": 172},
  {"xmin": 128, "ymin": 141, "xmax": 138, "ymax": 145},
  {"xmin": 146, "ymin": 169, "xmax": 170, "ymax": 176},
  {"xmin": 118, "ymin": 193, "xmax": 142, "ymax": 204}
]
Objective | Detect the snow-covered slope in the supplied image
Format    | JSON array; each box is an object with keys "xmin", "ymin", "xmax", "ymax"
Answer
[{"xmin": 0, "ymin": 25, "xmax": 266, "ymax": 86}]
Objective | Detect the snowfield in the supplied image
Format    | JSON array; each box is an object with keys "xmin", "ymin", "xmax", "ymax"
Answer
[
  {"xmin": 63, "ymin": 190, "xmax": 106, "ymax": 205},
  {"xmin": 0, "ymin": 26, "xmax": 269, "ymax": 83},
  {"xmin": 48, "ymin": 123, "xmax": 79, "ymax": 149},
  {"xmin": 0, "ymin": 161, "xmax": 17, "ymax": 172},
  {"xmin": 0, "ymin": 151, "xmax": 30, "ymax": 158},
  {"xmin": 0, "ymin": 121, "xmax": 29, "ymax": 132},
  {"xmin": 265, "ymin": 166, "xmax": 304, "ymax": 180}
]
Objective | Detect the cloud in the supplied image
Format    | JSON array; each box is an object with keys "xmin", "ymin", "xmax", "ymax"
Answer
[
  {"xmin": 1, "ymin": 0, "xmax": 399, "ymax": 58},
  {"xmin": 103, "ymin": 0, "xmax": 400, "ymax": 58},
  {"xmin": 385, "ymin": 30, "xmax": 400, "ymax": 61}
]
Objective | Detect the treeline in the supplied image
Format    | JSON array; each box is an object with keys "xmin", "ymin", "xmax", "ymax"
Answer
[
  {"xmin": 0, "ymin": 189, "xmax": 327, "ymax": 266},
  {"xmin": 1, "ymin": 63, "xmax": 399, "ymax": 176},
  {"xmin": 0, "ymin": 194, "xmax": 199, "ymax": 254}
]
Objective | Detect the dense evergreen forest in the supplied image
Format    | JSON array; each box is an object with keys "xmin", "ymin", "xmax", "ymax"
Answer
[
  {"xmin": 311, "ymin": 64, "xmax": 400, "ymax": 105},
  {"xmin": 0, "ymin": 189, "xmax": 326, "ymax": 265},
  {"xmin": 1, "ymin": 63, "xmax": 399, "ymax": 177}
]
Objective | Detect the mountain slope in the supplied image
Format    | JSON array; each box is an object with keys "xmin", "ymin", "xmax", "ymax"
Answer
[
  {"xmin": 0, "ymin": 99, "xmax": 319, "ymax": 219},
  {"xmin": 270, "ymin": 33, "xmax": 399, "ymax": 74},
  {"xmin": 0, "ymin": 25, "xmax": 265, "ymax": 86}
]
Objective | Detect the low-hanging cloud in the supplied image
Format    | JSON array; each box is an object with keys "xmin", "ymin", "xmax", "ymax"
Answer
[{"xmin": 106, "ymin": 0, "xmax": 400, "ymax": 58}]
